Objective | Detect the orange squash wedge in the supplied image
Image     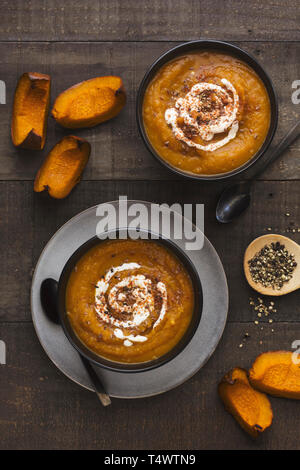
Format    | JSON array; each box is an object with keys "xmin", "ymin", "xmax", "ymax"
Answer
[
  {"xmin": 249, "ymin": 350, "xmax": 300, "ymax": 399},
  {"xmin": 52, "ymin": 76, "xmax": 126, "ymax": 128},
  {"xmin": 34, "ymin": 135, "xmax": 91, "ymax": 199},
  {"xmin": 218, "ymin": 367, "xmax": 273, "ymax": 438},
  {"xmin": 11, "ymin": 72, "xmax": 51, "ymax": 150}
]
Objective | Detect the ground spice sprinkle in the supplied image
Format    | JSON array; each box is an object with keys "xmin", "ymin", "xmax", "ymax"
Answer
[{"xmin": 248, "ymin": 242, "xmax": 297, "ymax": 290}]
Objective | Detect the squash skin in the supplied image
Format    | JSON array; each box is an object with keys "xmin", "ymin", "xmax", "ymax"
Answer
[
  {"xmin": 11, "ymin": 72, "xmax": 51, "ymax": 150},
  {"xmin": 218, "ymin": 367, "xmax": 273, "ymax": 438},
  {"xmin": 249, "ymin": 350, "xmax": 300, "ymax": 399},
  {"xmin": 34, "ymin": 135, "xmax": 91, "ymax": 199},
  {"xmin": 52, "ymin": 76, "xmax": 126, "ymax": 129}
]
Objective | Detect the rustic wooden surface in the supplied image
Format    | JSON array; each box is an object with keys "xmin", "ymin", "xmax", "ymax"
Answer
[{"xmin": 0, "ymin": 0, "xmax": 300, "ymax": 450}]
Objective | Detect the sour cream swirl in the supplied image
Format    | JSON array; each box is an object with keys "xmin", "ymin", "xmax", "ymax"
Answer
[
  {"xmin": 95, "ymin": 263, "xmax": 167, "ymax": 346},
  {"xmin": 165, "ymin": 78, "xmax": 239, "ymax": 152}
]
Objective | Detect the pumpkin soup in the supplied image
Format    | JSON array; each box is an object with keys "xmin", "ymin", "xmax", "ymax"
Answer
[
  {"xmin": 66, "ymin": 239, "xmax": 195, "ymax": 363},
  {"xmin": 143, "ymin": 51, "xmax": 271, "ymax": 175}
]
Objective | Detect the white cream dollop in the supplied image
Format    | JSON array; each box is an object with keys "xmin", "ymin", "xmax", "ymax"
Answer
[
  {"xmin": 114, "ymin": 328, "xmax": 148, "ymax": 347},
  {"xmin": 95, "ymin": 263, "xmax": 168, "ymax": 347},
  {"xmin": 165, "ymin": 79, "xmax": 239, "ymax": 152}
]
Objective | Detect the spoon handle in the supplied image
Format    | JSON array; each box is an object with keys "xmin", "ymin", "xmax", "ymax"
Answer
[
  {"xmin": 254, "ymin": 120, "xmax": 300, "ymax": 179},
  {"xmin": 80, "ymin": 355, "xmax": 111, "ymax": 407},
  {"xmin": 41, "ymin": 278, "xmax": 111, "ymax": 407}
]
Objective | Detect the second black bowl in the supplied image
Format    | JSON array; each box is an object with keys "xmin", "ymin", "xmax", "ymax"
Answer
[
  {"xmin": 136, "ymin": 40, "xmax": 278, "ymax": 181},
  {"xmin": 57, "ymin": 230, "xmax": 203, "ymax": 373}
]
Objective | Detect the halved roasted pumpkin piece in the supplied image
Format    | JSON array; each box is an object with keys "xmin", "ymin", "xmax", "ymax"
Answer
[
  {"xmin": 249, "ymin": 350, "xmax": 300, "ymax": 399},
  {"xmin": 218, "ymin": 367, "xmax": 273, "ymax": 438},
  {"xmin": 52, "ymin": 76, "xmax": 126, "ymax": 128},
  {"xmin": 11, "ymin": 72, "xmax": 51, "ymax": 150},
  {"xmin": 34, "ymin": 135, "xmax": 91, "ymax": 199}
]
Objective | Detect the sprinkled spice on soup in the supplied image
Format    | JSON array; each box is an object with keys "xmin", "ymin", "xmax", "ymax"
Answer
[
  {"xmin": 66, "ymin": 239, "xmax": 195, "ymax": 363},
  {"xmin": 143, "ymin": 51, "xmax": 271, "ymax": 175}
]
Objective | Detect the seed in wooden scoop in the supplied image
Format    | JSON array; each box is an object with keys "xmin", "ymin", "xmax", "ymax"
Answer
[{"xmin": 248, "ymin": 242, "xmax": 297, "ymax": 290}]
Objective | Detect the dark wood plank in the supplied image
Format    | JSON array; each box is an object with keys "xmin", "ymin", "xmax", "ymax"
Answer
[
  {"xmin": 1, "ymin": 180, "xmax": 300, "ymax": 323},
  {"xmin": 0, "ymin": 321, "xmax": 299, "ymax": 450},
  {"xmin": 1, "ymin": 0, "xmax": 299, "ymax": 453},
  {"xmin": 1, "ymin": 0, "xmax": 300, "ymax": 42},
  {"xmin": 1, "ymin": 41, "xmax": 300, "ymax": 181}
]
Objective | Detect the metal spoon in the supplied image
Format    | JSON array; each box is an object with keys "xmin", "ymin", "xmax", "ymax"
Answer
[
  {"xmin": 40, "ymin": 278, "xmax": 111, "ymax": 406},
  {"xmin": 216, "ymin": 120, "xmax": 300, "ymax": 223}
]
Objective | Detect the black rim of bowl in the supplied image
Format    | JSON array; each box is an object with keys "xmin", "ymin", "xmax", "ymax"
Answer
[
  {"xmin": 57, "ymin": 230, "xmax": 203, "ymax": 373},
  {"xmin": 136, "ymin": 39, "xmax": 278, "ymax": 181}
]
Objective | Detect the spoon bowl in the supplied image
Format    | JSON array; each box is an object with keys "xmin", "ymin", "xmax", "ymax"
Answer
[
  {"xmin": 244, "ymin": 234, "xmax": 300, "ymax": 296},
  {"xmin": 216, "ymin": 120, "xmax": 300, "ymax": 223},
  {"xmin": 216, "ymin": 181, "xmax": 251, "ymax": 223}
]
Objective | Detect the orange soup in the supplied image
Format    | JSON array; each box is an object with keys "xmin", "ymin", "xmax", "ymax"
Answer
[
  {"xmin": 66, "ymin": 239, "xmax": 195, "ymax": 363},
  {"xmin": 143, "ymin": 51, "xmax": 271, "ymax": 175}
]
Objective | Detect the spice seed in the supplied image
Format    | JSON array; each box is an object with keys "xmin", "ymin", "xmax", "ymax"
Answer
[{"xmin": 248, "ymin": 242, "xmax": 297, "ymax": 290}]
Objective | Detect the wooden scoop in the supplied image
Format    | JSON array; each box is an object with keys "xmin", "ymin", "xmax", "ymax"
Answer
[{"xmin": 244, "ymin": 234, "xmax": 300, "ymax": 296}]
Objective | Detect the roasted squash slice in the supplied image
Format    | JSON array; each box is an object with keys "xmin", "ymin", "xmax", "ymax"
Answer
[
  {"xmin": 218, "ymin": 367, "xmax": 273, "ymax": 438},
  {"xmin": 11, "ymin": 72, "xmax": 51, "ymax": 150},
  {"xmin": 249, "ymin": 350, "xmax": 300, "ymax": 399},
  {"xmin": 34, "ymin": 135, "xmax": 91, "ymax": 199},
  {"xmin": 52, "ymin": 76, "xmax": 126, "ymax": 128}
]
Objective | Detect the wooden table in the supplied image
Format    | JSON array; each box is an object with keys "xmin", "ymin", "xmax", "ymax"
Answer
[{"xmin": 1, "ymin": 0, "xmax": 300, "ymax": 450}]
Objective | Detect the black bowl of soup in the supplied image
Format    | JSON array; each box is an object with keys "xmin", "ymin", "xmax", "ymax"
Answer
[
  {"xmin": 137, "ymin": 40, "xmax": 278, "ymax": 180},
  {"xmin": 49, "ymin": 229, "xmax": 203, "ymax": 373}
]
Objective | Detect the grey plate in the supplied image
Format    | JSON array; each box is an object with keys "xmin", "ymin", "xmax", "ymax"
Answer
[{"xmin": 31, "ymin": 201, "xmax": 228, "ymax": 399}]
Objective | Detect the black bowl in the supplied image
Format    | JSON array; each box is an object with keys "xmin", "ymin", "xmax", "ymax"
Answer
[
  {"xmin": 57, "ymin": 230, "xmax": 203, "ymax": 373},
  {"xmin": 136, "ymin": 40, "xmax": 278, "ymax": 181}
]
